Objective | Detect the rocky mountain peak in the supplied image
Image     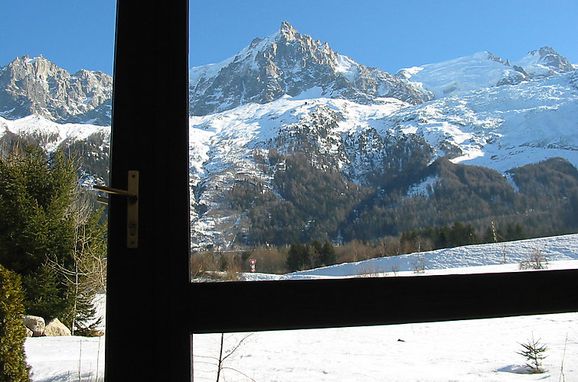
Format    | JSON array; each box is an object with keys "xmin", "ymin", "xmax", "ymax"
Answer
[
  {"xmin": 264, "ymin": 22, "xmax": 339, "ymax": 70},
  {"xmin": 534, "ymin": 46, "xmax": 574, "ymax": 71},
  {"xmin": 188, "ymin": 23, "xmax": 432, "ymax": 116},
  {"xmin": 517, "ymin": 46, "xmax": 574, "ymax": 77},
  {"xmin": 10, "ymin": 55, "xmax": 55, "ymax": 75},
  {"xmin": 0, "ymin": 56, "xmax": 112, "ymax": 124}
]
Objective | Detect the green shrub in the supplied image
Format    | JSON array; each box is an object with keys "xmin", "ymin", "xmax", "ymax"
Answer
[{"xmin": 0, "ymin": 264, "xmax": 30, "ymax": 382}]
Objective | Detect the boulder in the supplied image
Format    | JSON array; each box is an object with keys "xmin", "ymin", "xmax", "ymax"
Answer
[
  {"xmin": 44, "ymin": 318, "xmax": 71, "ymax": 336},
  {"xmin": 23, "ymin": 315, "xmax": 45, "ymax": 337},
  {"xmin": 25, "ymin": 327, "xmax": 33, "ymax": 337}
]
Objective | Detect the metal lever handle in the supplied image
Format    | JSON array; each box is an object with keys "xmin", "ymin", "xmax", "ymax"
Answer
[
  {"xmin": 94, "ymin": 185, "xmax": 136, "ymax": 199},
  {"xmin": 94, "ymin": 170, "xmax": 140, "ymax": 249}
]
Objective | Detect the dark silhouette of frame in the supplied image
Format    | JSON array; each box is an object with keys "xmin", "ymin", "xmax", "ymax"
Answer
[{"xmin": 104, "ymin": 1, "xmax": 578, "ymax": 380}]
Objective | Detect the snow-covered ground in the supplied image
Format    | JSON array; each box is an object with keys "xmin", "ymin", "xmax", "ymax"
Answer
[
  {"xmin": 193, "ymin": 313, "xmax": 578, "ymax": 382},
  {"xmin": 25, "ymin": 235, "xmax": 578, "ymax": 381}
]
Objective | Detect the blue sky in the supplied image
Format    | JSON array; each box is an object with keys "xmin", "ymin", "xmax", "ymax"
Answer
[{"xmin": 1, "ymin": 0, "xmax": 577, "ymax": 74}]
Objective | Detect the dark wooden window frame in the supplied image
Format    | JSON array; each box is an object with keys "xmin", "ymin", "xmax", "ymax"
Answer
[{"xmin": 104, "ymin": 1, "xmax": 578, "ymax": 380}]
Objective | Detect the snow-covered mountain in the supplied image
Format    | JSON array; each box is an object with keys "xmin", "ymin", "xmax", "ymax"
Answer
[
  {"xmin": 390, "ymin": 70, "xmax": 578, "ymax": 171},
  {"xmin": 1, "ymin": 24, "xmax": 577, "ymax": 249},
  {"xmin": 187, "ymin": 65, "xmax": 578, "ymax": 247},
  {"xmin": 0, "ymin": 56, "xmax": 112, "ymax": 125},
  {"xmin": 188, "ymin": 22, "xmax": 432, "ymax": 116}
]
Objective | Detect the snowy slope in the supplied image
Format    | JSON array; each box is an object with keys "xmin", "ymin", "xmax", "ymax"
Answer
[
  {"xmin": 0, "ymin": 115, "xmax": 108, "ymax": 152},
  {"xmin": 188, "ymin": 69, "xmax": 578, "ymax": 180},
  {"xmin": 399, "ymin": 47, "xmax": 574, "ymax": 99},
  {"xmin": 188, "ymin": 96, "xmax": 409, "ymax": 246},
  {"xmin": 398, "ymin": 51, "xmax": 526, "ymax": 98},
  {"xmin": 287, "ymin": 233, "xmax": 578, "ymax": 279}
]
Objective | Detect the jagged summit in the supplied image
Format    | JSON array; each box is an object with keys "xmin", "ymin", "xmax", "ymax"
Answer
[
  {"xmin": 0, "ymin": 56, "xmax": 112, "ymax": 124},
  {"xmin": 188, "ymin": 22, "xmax": 432, "ymax": 116},
  {"xmin": 278, "ymin": 20, "xmax": 298, "ymax": 41}
]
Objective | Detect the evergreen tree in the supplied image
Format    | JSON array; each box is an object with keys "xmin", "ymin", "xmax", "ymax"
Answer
[
  {"xmin": 518, "ymin": 337, "xmax": 548, "ymax": 373},
  {"xmin": 0, "ymin": 264, "xmax": 30, "ymax": 382},
  {"xmin": 319, "ymin": 241, "xmax": 336, "ymax": 266},
  {"xmin": 286, "ymin": 244, "xmax": 310, "ymax": 272},
  {"xmin": 0, "ymin": 146, "xmax": 106, "ymax": 331}
]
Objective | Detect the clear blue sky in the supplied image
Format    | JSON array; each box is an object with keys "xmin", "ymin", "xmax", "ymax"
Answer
[{"xmin": 1, "ymin": 0, "xmax": 577, "ymax": 75}]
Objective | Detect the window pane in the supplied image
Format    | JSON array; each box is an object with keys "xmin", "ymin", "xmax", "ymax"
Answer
[
  {"xmin": 193, "ymin": 313, "xmax": 578, "ymax": 381},
  {"xmin": 189, "ymin": 1, "xmax": 578, "ymax": 282},
  {"xmin": 0, "ymin": 1, "xmax": 115, "ymax": 380}
]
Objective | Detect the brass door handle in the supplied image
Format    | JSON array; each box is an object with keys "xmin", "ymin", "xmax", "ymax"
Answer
[{"xmin": 94, "ymin": 170, "xmax": 139, "ymax": 248}]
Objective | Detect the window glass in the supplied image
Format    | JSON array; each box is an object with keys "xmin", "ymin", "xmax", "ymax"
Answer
[{"xmin": 189, "ymin": 1, "xmax": 578, "ymax": 282}]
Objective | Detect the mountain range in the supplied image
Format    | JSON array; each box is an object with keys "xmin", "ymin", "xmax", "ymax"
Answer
[{"xmin": 1, "ymin": 21, "xmax": 578, "ymax": 249}]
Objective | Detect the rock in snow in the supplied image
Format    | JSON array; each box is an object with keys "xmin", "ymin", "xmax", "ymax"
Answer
[
  {"xmin": 44, "ymin": 318, "xmax": 72, "ymax": 337},
  {"xmin": 23, "ymin": 315, "xmax": 45, "ymax": 337}
]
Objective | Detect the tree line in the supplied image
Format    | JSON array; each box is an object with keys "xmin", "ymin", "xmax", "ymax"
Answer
[{"xmin": 226, "ymin": 153, "xmax": 578, "ymax": 247}]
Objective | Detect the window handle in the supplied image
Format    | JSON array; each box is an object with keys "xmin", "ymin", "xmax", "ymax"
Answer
[{"xmin": 94, "ymin": 170, "xmax": 139, "ymax": 248}]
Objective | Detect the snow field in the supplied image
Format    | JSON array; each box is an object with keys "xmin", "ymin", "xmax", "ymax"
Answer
[
  {"xmin": 26, "ymin": 336, "xmax": 105, "ymax": 382},
  {"xmin": 193, "ymin": 312, "xmax": 578, "ymax": 382}
]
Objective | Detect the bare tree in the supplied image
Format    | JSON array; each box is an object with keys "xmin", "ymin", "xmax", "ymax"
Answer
[
  {"xmin": 519, "ymin": 248, "xmax": 548, "ymax": 270},
  {"xmin": 195, "ymin": 333, "xmax": 256, "ymax": 382},
  {"xmin": 412, "ymin": 255, "xmax": 426, "ymax": 274},
  {"xmin": 47, "ymin": 188, "xmax": 106, "ymax": 335}
]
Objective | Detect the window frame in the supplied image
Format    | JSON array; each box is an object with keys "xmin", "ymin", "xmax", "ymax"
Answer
[{"xmin": 104, "ymin": 1, "xmax": 578, "ymax": 380}]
